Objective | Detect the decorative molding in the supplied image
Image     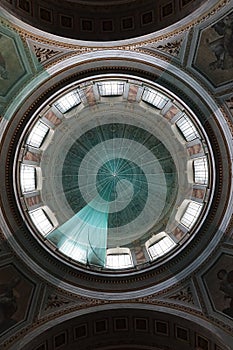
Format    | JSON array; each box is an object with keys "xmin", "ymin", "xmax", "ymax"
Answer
[
  {"xmin": 139, "ymin": 33, "xmax": 185, "ymax": 60},
  {"xmin": 26, "ymin": 38, "xmax": 79, "ymax": 67},
  {"xmin": 0, "ymin": 0, "xmax": 229, "ymax": 52},
  {"xmin": 3, "ymin": 289, "xmax": 233, "ymax": 348},
  {"xmin": 44, "ymin": 293, "xmax": 71, "ymax": 311},
  {"xmin": 156, "ymin": 39, "xmax": 183, "ymax": 56},
  {"xmin": 33, "ymin": 45, "xmax": 60, "ymax": 64},
  {"xmin": 168, "ymin": 286, "xmax": 195, "ymax": 305}
]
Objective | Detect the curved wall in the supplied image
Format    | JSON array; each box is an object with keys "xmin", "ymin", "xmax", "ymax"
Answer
[
  {"xmin": 0, "ymin": 50, "xmax": 232, "ymax": 297},
  {"xmin": 1, "ymin": 0, "xmax": 209, "ymax": 41}
]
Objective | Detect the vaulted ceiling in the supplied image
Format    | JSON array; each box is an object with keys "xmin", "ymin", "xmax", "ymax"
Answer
[
  {"xmin": 0, "ymin": 1, "xmax": 233, "ymax": 350},
  {"xmin": 1, "ymin": 0, "xmax": 207, "ymax": 40}
]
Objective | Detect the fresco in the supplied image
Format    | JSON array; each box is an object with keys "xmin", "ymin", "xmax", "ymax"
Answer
[
  {"xmin": 0, "ymin": 33, "xmax": 25, "ymax": 97},
  {"xmin": 0, "ymin": 13, "xmax": 45, "ymax": 117},
  {"xmin": 194, "ymin": 11, "xmax": 233, "ymax": 87},
  {"xmin": 203, "ymin": 253, "xmax": 233, "ymax": 319},
  {"xmin": 0, "ymin": 264, "xmax": 34, "ymax": 334}
]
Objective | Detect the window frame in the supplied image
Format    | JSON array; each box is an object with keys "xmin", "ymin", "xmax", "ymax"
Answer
[
  {"xmin": 142, "ymin": 87, "xmax": 169, "ymax": 109},
  {"xmin": 54, "ymin": 89, "xmax": 81, "ymax": 114},
  {"xmin": 176, "ymin": 113, "xmax": 200, "ymax": 142}
]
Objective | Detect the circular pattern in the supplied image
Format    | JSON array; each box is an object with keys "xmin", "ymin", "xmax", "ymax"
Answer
[
  {"xmin": 12, "ymin": 74, "xmax": 216, "ymax": 277},
  {"xmin": 62, "ymin": 123, "xmax": 177, "ymax": 248}
]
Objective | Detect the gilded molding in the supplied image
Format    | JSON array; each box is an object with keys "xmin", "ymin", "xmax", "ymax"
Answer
[{"xmin": 0, "ymin": 0, "xmax": 230, "ymax": 52}]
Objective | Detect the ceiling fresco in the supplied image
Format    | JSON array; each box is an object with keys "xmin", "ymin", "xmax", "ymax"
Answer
[
  {"xmin": 0, "ymin": 0, "xmax": 233, "ymax": 349},
  {"xmin": 203, "ymin": 252, "xmax": 233, "ymax": 320},
  {"xmin": 0, "ymin": 264, "xmax": 35, "ymax": 335},
  {"xmin": 194, "ymin": 9, "xmax": 233, "ymax": 87},
  {"xmin": 0, "ymin": 12, "xmax": 48, "ymax": 118},
  {"xmin": 0, "ymin": 21, "xmax": 28, "ymax": 115}
]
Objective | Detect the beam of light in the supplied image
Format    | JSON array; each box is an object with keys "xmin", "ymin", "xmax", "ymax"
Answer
[{"xmin": 48, "ymin": 197, "xmax": 109, "ymax": 267}]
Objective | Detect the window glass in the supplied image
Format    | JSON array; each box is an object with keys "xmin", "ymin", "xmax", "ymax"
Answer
[
  {"xmin": 26, "ymin": 121, "xmax": 49, "ymax": 148},
  {"xmin": 176, "ymin": 113, "xmax": 200, "ymax": 142},
  {"xmin": 106, "ymin": 253, "xmax": 133, "ymax": 269},
  {"xmin": 98, "ymin": 81, "xmax": 124, "ymax": 96},
  {"xmin": 29, "ymin": 208, "xmax": 53, "ymax": 235},
  {"xmin": 142, "ymin": 88, "xmax": 169, "ymax": 109},
  {"xmin": 148, "ymin": 236, "xmax": 176, "ymax": 260},
  {"xmin": 59, "ymin": 241, "xmax": 87, "ymax": 263},
  {"xmin": 20, "ymin": 164, "xmax": 36, "ymax": 193},
  {"xmin": 180, "ymin": 201, "xmax": 203, "ymax": 229},
  {"xmin": 193, "ymin": 157, "xmax": 208, "ymax": 185},
  {"xmin": 54, "ymin": 90, "xmax": 81, "ymax": 113}
]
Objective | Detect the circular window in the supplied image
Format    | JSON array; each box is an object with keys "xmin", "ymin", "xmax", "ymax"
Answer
[{"xmin": 16, "ymin": 76, "xmax": 213, "ymax": 271}]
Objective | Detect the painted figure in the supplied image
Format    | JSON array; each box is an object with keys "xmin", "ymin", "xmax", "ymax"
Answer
[
  {"xmin": 0, "ymin": 35, "xmax": 8, "ymax": 80},
  {"xmin": 207, "ymin": 13, "xmax": 233, "ymax": 70},
  {"xmin": 0, "ymin": 277, "xmax": 21, "ymax": 333},
  {"xmin": 217, "ymin": 269, "xmax": 233, "ymax": 318}
]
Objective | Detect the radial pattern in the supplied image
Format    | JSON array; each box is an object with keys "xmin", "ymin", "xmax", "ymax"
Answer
[
  {"xmin": 17, "ymin": 78, "xmax": 211, "ymax": 270},
  {"xmin": 45, "ymin": 123, "xmax": 178, "ymax": 265}
]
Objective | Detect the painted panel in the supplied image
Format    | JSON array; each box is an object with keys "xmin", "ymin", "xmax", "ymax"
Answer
[
  {"xmin": 203, "ymin": 253, "xmax": 233, "ymax": 319},
  {"xmin": 0, "ymin": 33, "xmax": 25, "ymax": 97},
  {"xmin": 0, "ymin": 264, "xmax": 35, "ymax": 335},
  {"xmin": 194, "ymin": 11, "xmax": 233, "ymax": 87},
  {"xmin": 0, "ymin": 13, "xmax": 45, "ymax": 117}
]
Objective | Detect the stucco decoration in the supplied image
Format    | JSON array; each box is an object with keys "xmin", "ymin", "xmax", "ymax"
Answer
[
  {"xmin": 26, "ymin": 38, "xmax": 78, "ymax": 67},
  {"xmin": 0, "ymin": 264, "xmax": 35, "ymax": 336},
  {"xmin": 167, "ymin": 282, "xmax": 201, "ymax": 308},
  {"xmin": 203, "ymin": 253, "xmax": 233, "ymax": 320},
  {"xmin": 142, "ymin": 33, "xmax": 186, "ymax": 60},
  {"xmin": 38, "ymin": 287, "xmax": 89, "ymax": 318},
  {"xmin": 194, "ymin": 10, "xmax": 233, "ymax": 87}
]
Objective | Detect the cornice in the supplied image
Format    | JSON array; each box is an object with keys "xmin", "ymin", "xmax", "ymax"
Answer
[{"xmin": 0, "ymin": 0, "xmax": 230, "ymax": 50}]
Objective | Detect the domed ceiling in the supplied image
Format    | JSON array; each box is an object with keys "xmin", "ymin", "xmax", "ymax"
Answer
[
  {"xmin": 1, "ymin": 0, "xmax": 208, "ymax": 41},
  {"xmin": 0, "ymin": 0, "xmax": 233, "ymax": 349},
  {"xmin": 15, "ymin": 76, "xmax": 212, "ymax": 272}
]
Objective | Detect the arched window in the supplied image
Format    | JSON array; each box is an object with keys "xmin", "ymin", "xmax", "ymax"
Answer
[
  {"xmin": 142, "ymin": 87, "xmax": 169, "ymax": 109},
  {"xmin": 20, "ymin": 164, "xmax": 36, "ymax": 193},
  {"xmin": 54, "ymin": 89, "xmax": 81, "ymax": 113},
  {"xmin": 106, "ymin": 248, "xmax": 133, "ymax": 269},
  {"xmin": 180, "ymin": 201, "xmax": 203, "ymax": 229},
  {"xmin": 146, "ymin": 233, "xmax": 176, "ymax": 261},
  {"xmin": 193, "ymin": 157, "xmax": 208, "ymax": 185},
  {"xmin": 176, "ymin": 113, "xmax": 200, "ymax": 142},
  {"xmin": 26, "ymin": 120, "xmax": 49, "ymax": 148},
  {"xmin": 97, "ymin": 81, "xmax": 125, "ymax": 96},
  {"xmin": 29, "ymin": 207, "xmax": 54, "ymax": 236}
]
